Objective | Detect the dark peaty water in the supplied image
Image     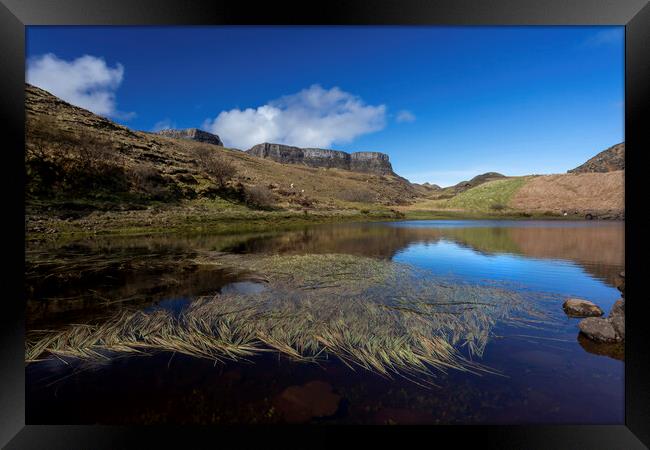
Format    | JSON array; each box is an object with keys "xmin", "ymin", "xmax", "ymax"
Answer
[{"xmin": 26, "ymin": 220, "xmax": 624, "ymax": 424}]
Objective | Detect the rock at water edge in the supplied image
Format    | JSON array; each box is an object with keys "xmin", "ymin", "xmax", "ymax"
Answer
[
  {"xmin": 578, "ymin": 317, "xmax": 619, "ymax": 343},
  {"xmin": 563, "ymin": 298, "xmax": 604, "ymax": 317},
  {"xmin": 608, "ymin": 299, "xmax": 625, "ymax": 341}
]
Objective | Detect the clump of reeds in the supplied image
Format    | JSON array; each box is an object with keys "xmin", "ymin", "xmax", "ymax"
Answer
[{"xmin": 26, "ymin": 254, "xmax": 550, "ymax": 382}]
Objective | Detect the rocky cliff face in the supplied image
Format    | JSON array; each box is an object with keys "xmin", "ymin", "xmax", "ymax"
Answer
[
  {"xmin": 247, "ymin": 143, "xmax": 394, "ymax": 175},
  {"xmin": 303, "ymin": 148, "xmax": 353, "ymax": 170},
  {"xmin": 568, "ymin": 143, "xmax": 624, "ymax": 173},
  {"xmin": 350, "ymin": 152, "xmax": 392, "ymax": 174},
  {"xmin": 156, "ymin": 128, "xmax": 223, "ymax": 146}
]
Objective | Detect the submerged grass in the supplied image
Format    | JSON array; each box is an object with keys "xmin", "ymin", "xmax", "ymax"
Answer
[{"xmin": 26, "ymin": 254, "xmax": 551, "ymax": 383}]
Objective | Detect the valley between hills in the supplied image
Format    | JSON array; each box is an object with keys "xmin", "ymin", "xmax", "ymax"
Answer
[{"xmin": 25, "ymin": 84, "xmax": 624, "ymax": 240}]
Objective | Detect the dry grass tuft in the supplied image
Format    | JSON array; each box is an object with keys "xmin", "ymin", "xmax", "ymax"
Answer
[{"xmin": 26, "ymin": 254, "xmax": 550, "ymax": 383}]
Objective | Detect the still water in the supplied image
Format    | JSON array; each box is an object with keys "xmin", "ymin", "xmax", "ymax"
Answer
[{"xmin": 26, "ymin": 220, "xmax": 624, "ymax": 424}]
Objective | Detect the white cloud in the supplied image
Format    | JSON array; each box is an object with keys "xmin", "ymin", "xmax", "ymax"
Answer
[
  {"xmin": 203, "ymin": 84, "xmax": 386, "ymax": 149},
  {"xmin": 583, "ymin": 29, "xmax": 622, "ymax": 47},
  {"xmin": 396, "ymin": 110, "xmax": 416, "ymax": 123},
  {"xmin": 151, "ymin": 119, "xmax": 177, "ymax": 132},
  {"xmin": 26, "ymin": 53, "xmax": 133, "ymax": 119}
]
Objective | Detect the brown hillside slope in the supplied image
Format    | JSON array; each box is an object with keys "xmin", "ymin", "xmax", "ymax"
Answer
[
  {"xmin": 25, "ymin": 84, "xmax": 418, "ymax": 211},
  {"xmin": 509, "ymin": 171, "xmax": 624, "ymax": 216}
]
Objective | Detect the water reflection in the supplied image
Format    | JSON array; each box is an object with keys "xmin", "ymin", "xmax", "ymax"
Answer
[
  {"xmin": 221, "ymin": 220, "xmax": 624, "ymax": 289},
  {"xmin": 25, "ymin": 220, "xmax": 625, "ymax": 425},
  {"xmin": 26, "ymin": 221, "xmax": 624, "ymax": 328}
]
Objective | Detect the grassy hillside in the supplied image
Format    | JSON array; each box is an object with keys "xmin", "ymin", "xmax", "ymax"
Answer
[
  {"xmin": 26, "ymin": 84, "xmax": 418, "ymax": 210},
  {"xmin": 400, "ymin": 173, "xmax": 623, "ymax": 220},
  {"xmin": 25, "ymin": 84, "xmax": 418, "ymax": 238},
  {"xmin": 445, "ymin": 177, "xmax": 530, "ymax": 212},
  {"xmin": 400, "ymin": 177, "xmax": 530, "ymax": 216}
]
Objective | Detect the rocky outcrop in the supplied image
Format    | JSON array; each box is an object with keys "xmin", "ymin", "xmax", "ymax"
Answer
[
  {"xmin": 156, "ymin": 128, "xmax": 223, "ymax": 146},
  {"xmin": 578, "ymin": 317, "xmax": 619, "ymax": 343},
  {"xmin": 617, "ymin": 271, "xmax": 625, "ymax": 298},
  {"xmin": 351, "ymin": 151, "xmax": 392, "ymax": 174},
  {"xmin": 608, "ymin": 299, "xmax": 625, "ymax": 340},
  {"xmin": 247, "ymin": 143, "xmax": 394, "ymax": 175},
  {"xmin": 303, "ymin": 148, "xmax": 353, "ymax": 170},
  {"xmin": 568, "ymin": 143, "xmax": 624, "ymax": 173},
  {"xmin": 563, "ymin": 298, "xmax": 604, "ymax": 317},
  {"xmin": 577, "ymin": 272, "xmax": 625, "ymax": 345}
]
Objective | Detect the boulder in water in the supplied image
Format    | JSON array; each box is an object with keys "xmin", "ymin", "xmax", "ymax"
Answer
[
  {"xmin": 608, "ymin": 299, "xmax": 625, "ymax": 341},
  {"xmin": 578, "ymin": 317, "xmax": 619, "ymax": 343},
  {"xmin": 563, "ymin": 298, "xmax": 604, "ymax": 317}
]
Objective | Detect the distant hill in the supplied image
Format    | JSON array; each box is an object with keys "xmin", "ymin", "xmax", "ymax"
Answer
[
  {"xmin": 422, "ymin": 172, "xmax": 507, "ymax": 200},
  {"xmin": 568, "ymin": 143, "xmax": 624, "ymax": 173},
  {"xmin": 403, "ymin": 171, "xmax": 624, "ymax": 220},
  {"xmin": 411, "ymin": 182, "xmax": 441, "ymax": 196},
  {"xmin": 450, "ymin": 172, "xmax": 506, "ymax": 192}
]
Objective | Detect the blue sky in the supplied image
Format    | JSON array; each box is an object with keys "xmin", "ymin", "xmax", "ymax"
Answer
[{"xmin": 26, "ymin": 26, "xmax": 624, "ymax": 186}]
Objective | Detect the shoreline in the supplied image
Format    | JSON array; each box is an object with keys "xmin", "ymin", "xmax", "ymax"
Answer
[{"xmin": 25, "ymin": 200, "xmax": 617, "ymax": 243}]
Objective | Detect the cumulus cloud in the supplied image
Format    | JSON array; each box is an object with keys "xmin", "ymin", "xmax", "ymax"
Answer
[
  {"xmin": 151, "ymin": 119, "xmax": 177, "ymax": 132},
  {"xmin": 396, "ymin": 110, "xmax": 416, "ymax": 123},
  {"xmin": 26, "ymin": 53, "xmax": 133, "ymax": 119},
  {"xmin": 203, "ymin": 85, "xmax": 386, "ymax": 149}
]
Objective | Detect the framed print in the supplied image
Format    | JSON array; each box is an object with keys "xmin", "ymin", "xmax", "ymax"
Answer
[{"xmin": 1, "ymin": 0, "xmax": 649, "ymax": 448}]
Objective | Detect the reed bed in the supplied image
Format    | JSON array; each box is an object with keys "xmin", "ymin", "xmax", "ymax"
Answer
[
  {"xmin": 26, "ymin": 247, "xmax": 194, "ymax": 283},
  {"xmin": 26, "ymin": 254, "xmax": 550, "ymax": 382}
]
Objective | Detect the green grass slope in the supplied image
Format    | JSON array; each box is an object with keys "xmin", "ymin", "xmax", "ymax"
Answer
[{"xmin": 445, "ymin": 177, "xmax": 530, "ymax": 212}]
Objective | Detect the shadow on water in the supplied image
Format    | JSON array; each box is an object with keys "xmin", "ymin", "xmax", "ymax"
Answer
[{"xmin": 25, "ymin": 220, "xmax": 624, "ymax": 424}]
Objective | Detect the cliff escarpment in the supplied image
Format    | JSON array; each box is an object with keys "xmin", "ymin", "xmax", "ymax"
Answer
[
  {"xmin": 247, "ymin": 143, "xmax": 394, "ymax": 175},
  {"xmin": 156, "ymin": 128, "xmax": 223, "ymax": 146}
]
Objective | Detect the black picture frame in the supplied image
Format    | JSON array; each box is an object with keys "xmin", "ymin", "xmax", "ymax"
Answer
[{"xmin": 2, "ymin": 1, "xmax": 648, "ymax": 448}]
